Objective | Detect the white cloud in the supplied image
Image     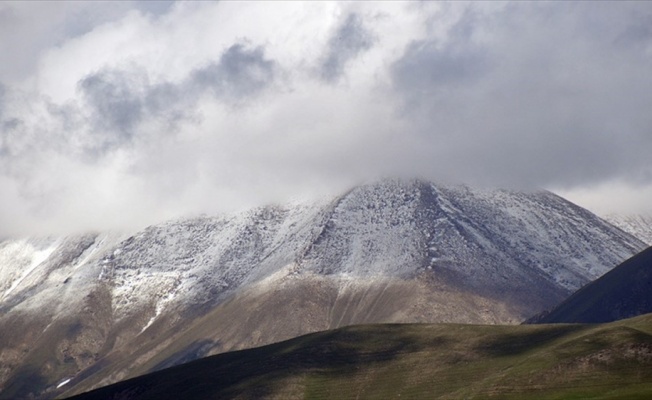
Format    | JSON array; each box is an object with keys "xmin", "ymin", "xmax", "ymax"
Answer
[
  {"xmin": 556, "ymin": 180, "xmax": 652, "ymax": 216},
  {"xmin": 1, "ymin": 1, "xmax": 651, "ymax": 237}
]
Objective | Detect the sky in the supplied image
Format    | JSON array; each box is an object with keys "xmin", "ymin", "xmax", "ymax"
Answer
[{"xmin": 0, "ymin": 1, "xmax": 651, "ymax": 237}]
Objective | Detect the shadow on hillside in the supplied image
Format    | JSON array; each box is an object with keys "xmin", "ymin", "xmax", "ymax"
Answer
[
  {"xmin": 149, "ymin": 339, "xmax": 218, "ymax": 372},
  {"xmin": 1, "ymin": 366, "xmax": 48, "ymax": 400},
  {"xmin": 474, "ymin": 325, "xmax": 583, "ymax": 357},
  {"xmin": 219, "ymin": 327, "xmax": 447, "ymax": 399},
  {"xmin": 69, "ymin": 326, "xmax": 449, "ymax": 399}
]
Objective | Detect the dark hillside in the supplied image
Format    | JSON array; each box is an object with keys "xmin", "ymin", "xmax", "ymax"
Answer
[
  {"xmin": 532, "ymin": 246, "xmax": 652, "ymax": 324},
  {"xmin": 64, "ymin": 315, "xmax": 652, "ymax": 400}
]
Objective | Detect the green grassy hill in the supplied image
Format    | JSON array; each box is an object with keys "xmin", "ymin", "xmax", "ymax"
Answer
[{"xmin": 63, "ymin": 314, "xmax": 652, "ymax": 400}]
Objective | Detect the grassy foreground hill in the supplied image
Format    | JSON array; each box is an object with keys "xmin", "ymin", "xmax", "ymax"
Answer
[{"xmin": 62, "ymin": 314, "xmax": 652, "ymax": 400}]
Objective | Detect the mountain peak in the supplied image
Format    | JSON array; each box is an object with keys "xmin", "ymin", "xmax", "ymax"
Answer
[{"xmin": 0, "ymin": 180, "xmax": 646, "ymax": 398}]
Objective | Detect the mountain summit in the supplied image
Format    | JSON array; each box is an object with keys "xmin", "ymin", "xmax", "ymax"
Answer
[{"xmin": 0, "ymin": 180, "xmax": 645, "ymax": 398}]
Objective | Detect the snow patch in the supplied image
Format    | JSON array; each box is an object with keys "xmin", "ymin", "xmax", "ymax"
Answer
[
  {"xmin": 2, "ymin": 240, "xmax": 59, "ymax": 300},
  {"xmin": 139, "ymin": 290, "xmax": 178, "ymax": 334},
  {"xmin": 56, "ymin": 378, "xmax": 71, "ymax": 389}
]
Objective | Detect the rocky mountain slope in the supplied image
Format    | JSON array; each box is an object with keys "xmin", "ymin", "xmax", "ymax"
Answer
[
  {"xmin": 0, "ymin": 179, "xmax": 645, "ymax": 399},
  {"xmin": 603, "ymin": 214, "xmax": 652, "ymax": 245},
  {"xmin": 530, "ymin": 246, "xmax": 652, "ymax": 324}
]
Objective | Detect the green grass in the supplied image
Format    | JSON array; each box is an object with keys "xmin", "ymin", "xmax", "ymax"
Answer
[{"xmin": 64, "ymin": 314, "xmax": 652, "ymax": 399}]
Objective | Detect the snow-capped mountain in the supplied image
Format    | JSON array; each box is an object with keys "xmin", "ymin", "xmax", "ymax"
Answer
[
  {"xmin": 602, "ymin": 214, "xmax": 652, "ymax": 245},
  {"xmin": 0, "ymin": 180, "xmax": 645, "ymax": 399}
]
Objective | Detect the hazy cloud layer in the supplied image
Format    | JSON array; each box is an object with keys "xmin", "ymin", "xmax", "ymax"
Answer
[{"xmin": 1, "ymin": 1, "xmax": 651, "ymax": 237}]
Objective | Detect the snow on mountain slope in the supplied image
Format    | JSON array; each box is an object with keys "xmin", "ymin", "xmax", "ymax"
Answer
[
  {"xmin": 0, "ymin": 233, "xmax": 128, "ymax": 315},
  {"xmin": 102, "ymin": 201, "xmax": 329, "ymax": 322},
  {"xmin": 0, "ymin": 179, "xmax": 646, "ymax": 399},
  {"xmin": 300, "ymin": 181, "xmax": 641, "ymax": 292},
  {"xmin": 0, "ymin": 238, "xmax": 59, "ymax": 300},
  {"xmin": 602, "ymin": 214, "xmax": 652, "ymax": 245}
]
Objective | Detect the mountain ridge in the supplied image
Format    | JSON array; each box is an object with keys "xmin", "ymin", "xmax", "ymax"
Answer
[{"xmin": 0, "ymin": 179, "xmax": 645, "ymax": 398}]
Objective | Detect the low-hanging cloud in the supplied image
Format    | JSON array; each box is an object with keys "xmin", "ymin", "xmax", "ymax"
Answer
[
  {"xmin": 389, "ymin": 2, "xmax": 652, "ymax": 189},
  {"xmin": 1, "ymin": 1, "xmax": 652, "ymax": 237},
  {"xmin": 392, "ymin": 10, "xmax": 489, "ymax": 95}
]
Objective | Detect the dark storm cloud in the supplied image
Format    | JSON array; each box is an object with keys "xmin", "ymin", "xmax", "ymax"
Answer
[
  {"xmin": 75, "ymin": 43, "xmax": 276, "ymax": 154},
  {"xmin": 80, "ymin": 70, "xmax": 144, "ymax": 143},
  {"xmin": 142, "ymin": 81, "xmax": 191, "ymax": 125},
  {"xmin": 192, "ymin": 44, "xmax": 276, "ymax": 100},
  {"xmin": 391, "ymin": 39, "xmax": 488, "ymax": 100},
  {"xmin": 389, "ymin": 2, "xmax": 652, "ymax": 189},
  {"xmin": 319, "ymin": 13, "xmax": 374, "ymax": 82},
  {"xmin": 392, "ymin": 10, "xmax": 489, "ymax": 100}
]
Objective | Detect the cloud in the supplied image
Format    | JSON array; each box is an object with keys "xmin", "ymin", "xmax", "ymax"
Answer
[
  {"xmin": 0, "ymin": 2, "xmax": 141, "ymax": 84},
  {"xmin": 133, "ymin": 0, "xmax": 176, "ymax": 17},
  {"xmin": 60, "ymin": 42, "xmax": 276, "ymax": 156},
  {"xmin": 319, "ymin": 13, "xmax": 374, "ymax": 82},
  {"xmin": 388, "ymin": 2, "xmax": 652, "ymax": 190},
  {"xmin": 0, "ymin": 82, "xmax": 5, "ymax": 117},
  {"xmin": 392, "ymin": 10, "xmax": 489, "ymax": 97},
  {"xmin": 80, "ymin": 69, "xmax": 145, "ymax": 145},
  {"xmin": 191, "ymin": 43, "xmax": 277, "ymax": 100},
  {"xmin": 1, "ymin": 2, "xmax": 652, "ymax": 237}
]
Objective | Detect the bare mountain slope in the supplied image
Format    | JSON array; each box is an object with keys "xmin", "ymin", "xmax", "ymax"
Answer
[{"xmin": 0, "ymin": 180, "xmax": 645, "ymax": 399}]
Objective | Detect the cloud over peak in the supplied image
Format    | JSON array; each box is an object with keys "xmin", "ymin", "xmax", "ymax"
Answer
[{"xmin": 1, "ymin": 2, "xmax": 651, "ymax": 237}]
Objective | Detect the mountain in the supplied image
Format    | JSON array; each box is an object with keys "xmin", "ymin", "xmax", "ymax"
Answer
[
  {"xmin": 530, "ymin": 246, "xmax": 652, "ymax": 324},
  {"xmin": 0, "ymin": 179, "xmax": 645, "ymax": 399},
  {"xmin": 66, "ymin": 314, "xmax": 652, "ymax": 400},
  {"xmin": 603, "ymin": 214, "xmax": 652, "ymax": 245}
]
